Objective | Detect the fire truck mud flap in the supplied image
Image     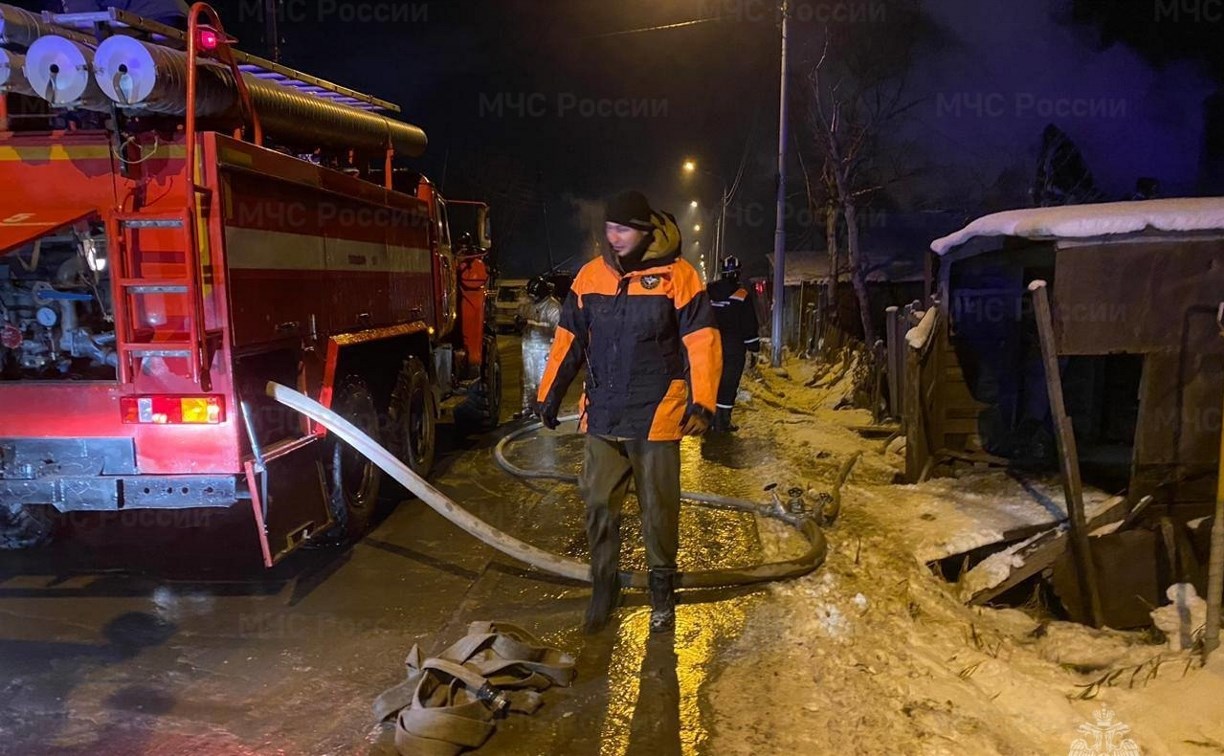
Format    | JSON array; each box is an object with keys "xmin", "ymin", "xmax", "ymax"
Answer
[
  {"xmin": 268, "ymin": 382, "xmax": 828, "ymax": 590},
  {"xmin": 244, "ymin": 435, "xmax": 334, "ymax": 567}
]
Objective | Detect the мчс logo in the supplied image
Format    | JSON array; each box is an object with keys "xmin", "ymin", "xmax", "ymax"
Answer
[{"xmin": 1068, "ymin": 705, "xmax": 1140, "ymax": 756}]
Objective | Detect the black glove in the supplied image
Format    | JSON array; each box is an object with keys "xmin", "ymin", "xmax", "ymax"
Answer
[
  {"xmin": 680, "ymin": 405, "xmax": 713, "ymax": 436},
  {"xmin": 535, "ymin": 401, "xmax": 560, "ymax": 430}
]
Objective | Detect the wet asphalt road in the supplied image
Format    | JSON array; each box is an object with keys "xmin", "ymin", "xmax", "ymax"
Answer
[{"xmin": 0, "ymin": 336, "xmax": 776, "ymax": 755}]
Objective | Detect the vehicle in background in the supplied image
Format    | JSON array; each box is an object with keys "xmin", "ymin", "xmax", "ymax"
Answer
[{"xmin": 492, "ymin": 279, "xmax": 529, "ymax": 333}]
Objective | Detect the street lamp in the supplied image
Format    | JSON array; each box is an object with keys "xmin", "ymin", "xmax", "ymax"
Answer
[{"xmin": 680, "ymin": 159, "xmax": 730, "ymax": 283}]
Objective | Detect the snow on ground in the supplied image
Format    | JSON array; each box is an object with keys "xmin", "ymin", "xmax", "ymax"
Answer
[{"xmin": 705, "ymin": 357, "xmax": 1224, "ymax": 756}]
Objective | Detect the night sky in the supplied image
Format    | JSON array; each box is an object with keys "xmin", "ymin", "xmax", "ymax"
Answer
[{"xmin": 15, "ymin": 1, "xmax": 1224, "ymax": 276}]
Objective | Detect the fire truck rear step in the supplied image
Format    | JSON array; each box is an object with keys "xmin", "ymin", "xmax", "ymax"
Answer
[{"xmin": 0, "ymin": 475, "xmax": 238, "ymax": 511}]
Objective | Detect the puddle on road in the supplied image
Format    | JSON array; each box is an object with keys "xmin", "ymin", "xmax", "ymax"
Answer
[{"xmin": 498, "ymin": 427, "xmax": 797, "ymax": 755}]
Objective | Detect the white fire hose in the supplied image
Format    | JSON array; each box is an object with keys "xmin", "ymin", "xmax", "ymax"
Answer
[{"xmin": 269, "ymin": 382, "xmax": 827, "ymax": 590}]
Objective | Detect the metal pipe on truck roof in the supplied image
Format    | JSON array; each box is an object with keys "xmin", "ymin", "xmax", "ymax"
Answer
[
  {"xmin": 0, "ymin": 3, "xmax": 96, "ymax": 48},
  {"xmin": 92, "ymin": 35, "xmax": 427, "ymax": 157},
  {"xmin": 0, "ymin": 48, "xmax": 35, "ymax": 97}
]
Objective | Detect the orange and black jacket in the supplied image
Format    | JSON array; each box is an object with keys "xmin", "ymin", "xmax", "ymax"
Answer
[{"xmin": 536, "ymin": 213, "xmax": 722, "ymax": 441}]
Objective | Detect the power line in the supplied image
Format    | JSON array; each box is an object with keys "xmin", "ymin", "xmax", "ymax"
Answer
[{"xmin": 584, "ymin": 17, "xmax": 721, "ymax": 40}]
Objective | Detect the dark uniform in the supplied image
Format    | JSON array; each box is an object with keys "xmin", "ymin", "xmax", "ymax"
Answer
[
  {"xmin": 536, "ymin": 191, "xmax": 721, "ymax": 635},
  {"xmin": 707, "ymin": 256, "xmax": 760, "ymax": 432}
]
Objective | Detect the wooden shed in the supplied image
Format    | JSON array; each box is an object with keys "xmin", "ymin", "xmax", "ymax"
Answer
[{"xmin": 903, "ymin": 198, "xmax": 1224, "ymax": 509}]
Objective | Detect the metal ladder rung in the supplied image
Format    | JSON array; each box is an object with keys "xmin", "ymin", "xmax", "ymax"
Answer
[
  {"xmin": 119, "ymin": 342, "xmax": 195, "ymax": 357},
  {"xmin": 116, "ymin": 217, "xmax": 185, "ymax": 229},
  {"xmin": 117, "ymin": 278, "xmax": 189, "ymax": 293}
]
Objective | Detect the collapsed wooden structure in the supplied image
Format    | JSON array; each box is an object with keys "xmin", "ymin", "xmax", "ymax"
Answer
[
  {"xmin": 893, "ymin": 199, "xmax": 1224, "ymax": 631},
  {"xmin": 899, "ymin": 199, "xmax": 1224, "ymax": 507}
]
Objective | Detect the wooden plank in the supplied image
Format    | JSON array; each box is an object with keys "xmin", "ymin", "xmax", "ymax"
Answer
[
  {"xmin": 904, "ymin": 342, "xmax": 929, "ymax": 482},
  {"xmin": 968, "ymin": 495, "xmax": 1130, "ymax": 605},
  {"xmin": 1205, "ymin": 303, "xmax": 1224, "ymax": 660},
  {"xmin": 928, "ymin": 312, "xmax": 947, "ymax": 452},
  {"xmin": 1029, "ymin": 280, "xmax": 1104, "ymax": 628},
  {"xmin": 886, "ymin": 306, "xmax": 901, "ymax": 419}
]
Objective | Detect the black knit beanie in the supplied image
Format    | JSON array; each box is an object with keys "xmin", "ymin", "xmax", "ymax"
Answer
[{"xmin": 605, "ymin": 190, "xmax": 656, "ymax": 231}]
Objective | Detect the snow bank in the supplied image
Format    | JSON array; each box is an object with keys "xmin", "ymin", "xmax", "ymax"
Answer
[
  {"xmin": 930, "ymin": 197, "xmax": 1224, "ymax": 255},
  {"xmin": 707, "ymin": 355, "xmax": 1224, "ymax": 756}
]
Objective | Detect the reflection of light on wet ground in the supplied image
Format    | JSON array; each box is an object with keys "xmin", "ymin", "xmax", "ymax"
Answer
[
  {"xmin": 602, "ymin": 438, "xmax": 765, "ymax": 755},
  {"xmin": 600, "ymin": 609, "xmax": 648, "ymax": 756},
  {"xmin": 599, "ymin": 595, "xmax": 760, "ymax": 755},
  {"xmin": 501, "ymin": 428, "xmax": 587, "ymax": 478}
]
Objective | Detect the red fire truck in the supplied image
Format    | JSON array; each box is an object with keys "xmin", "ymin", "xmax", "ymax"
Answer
[{"xmin": 0, "ymin": 4, "xmax": 502, "ymax": 563}]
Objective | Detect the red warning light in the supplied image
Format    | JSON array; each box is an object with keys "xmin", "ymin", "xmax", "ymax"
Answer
[{"xmin": 198, "ymin": 29, "xmax": 221, "ymax": 51}]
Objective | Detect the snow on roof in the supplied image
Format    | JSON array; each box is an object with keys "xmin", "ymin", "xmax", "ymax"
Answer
[
  {"xmin": 766, "ymin": 251, "xmax": 924, "ymax": 285},
  {"xmin": 930, "ymin": 197, "xmax": 1224, "ymax": 256},
  {"xmin": 766, "ymin": 252, "xmax": 831, "ymax": 286}
]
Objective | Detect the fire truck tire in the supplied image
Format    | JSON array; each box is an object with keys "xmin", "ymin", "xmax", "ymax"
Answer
[
  {"xmin": 0, "ymin": 503, "xmax": 58, "ymax": 550},
  {"xmin": 326, "ymin": 375, "xmax": 384, "ymax": 539},
  {"xmin": 389, "ymin": 356, "xmax": 437, "ymax": 480}
]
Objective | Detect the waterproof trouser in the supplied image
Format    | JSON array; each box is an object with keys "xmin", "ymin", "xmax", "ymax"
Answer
[
  {"xmin": 579, "ymin": 435, "xmax": 681, "ymax": 572},
  {"xmin": 521, "ymin": 337, "xmax": 552, "ymax": 410},
  {"xmin": 716, "ymin": 347, "xmax": 747, "ymax": 411}
]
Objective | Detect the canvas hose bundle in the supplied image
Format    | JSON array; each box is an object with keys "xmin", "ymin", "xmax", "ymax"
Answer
[{"xmin": 372, "ymin": 621, "xmax": 576, "ymax": 755}]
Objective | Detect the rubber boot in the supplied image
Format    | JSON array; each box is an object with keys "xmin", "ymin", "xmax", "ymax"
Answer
[
  {"xmin": 724, "ymin": 408, "xmax": 739, "ymax": 432},
  {"xmin": 583, "ymin": 560, "xmax": 621, "ymax": 634},
  {"xmin": 648, "ymin": 567, "xmax": 677, "ymax": 633}
]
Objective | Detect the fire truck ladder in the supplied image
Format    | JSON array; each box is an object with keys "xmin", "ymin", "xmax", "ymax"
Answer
[{"xmin": 108, "ymin": 209, "xmax": 218, "ymax": 390}]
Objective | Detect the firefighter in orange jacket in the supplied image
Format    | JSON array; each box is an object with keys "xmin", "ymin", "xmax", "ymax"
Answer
[{"xmin": 535, "ymin": 190, "xmax": 722, "ymax": 634}]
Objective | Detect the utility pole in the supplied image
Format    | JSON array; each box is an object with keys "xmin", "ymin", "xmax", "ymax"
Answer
[
  {"xmin": 717, "ymin": 182, "xmax": 728, "ymax": 271},
  {"xmin": 769, "ymin": 0, "xmax": 790, "ymax": 367}
]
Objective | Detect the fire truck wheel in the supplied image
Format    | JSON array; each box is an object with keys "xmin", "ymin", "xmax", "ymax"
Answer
[
  {"xmin": 458, "ymin": 333, "xmax": 503, "ymax": 433},
  {"xmin": 0, "ymin": 503, "xmax": 59, "ymax": 550},
  {"xmin": 480, "ymin": 333, "xmax": 503, "ymax": 430},
  {"xmin": 327, "ymin": 376, "xmax": 383, "ymax": 539},
  {"xmin": 389, "ymin": 356, "xmax": 437, "ymax": 480}
]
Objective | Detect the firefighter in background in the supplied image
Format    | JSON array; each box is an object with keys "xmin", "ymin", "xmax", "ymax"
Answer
[
  {"xmin": 535, "ymin": 190, "xmax": 721, "ymax": 634},
  {"xmin": 515, "ymin": 275, "xmax": 561, "ymax": 419},
  {"xmin": 706, "ymin": 255, "xmax": 760, "ymax": 433}
]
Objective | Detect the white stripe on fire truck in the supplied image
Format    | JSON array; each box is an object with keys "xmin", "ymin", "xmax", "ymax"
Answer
[{"xmin": 223, "ymin": 227, "xmax": 432, "ymax": 273}]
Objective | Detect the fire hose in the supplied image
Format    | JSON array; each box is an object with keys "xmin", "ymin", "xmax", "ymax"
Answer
[{"xmin": 268, "ymin": 383, "xmax": 828, "ymax": 590}]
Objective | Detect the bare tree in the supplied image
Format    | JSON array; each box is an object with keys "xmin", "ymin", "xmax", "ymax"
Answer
[
  {"xmin": 796, "ymin": 146, "xmax": 840, "ymax": 317},
  {"xmin": 802, "ymin": 16, "xmax": 922, "ymax": 347}
]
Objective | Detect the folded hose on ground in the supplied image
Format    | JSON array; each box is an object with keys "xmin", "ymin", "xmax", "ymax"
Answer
[{"xmin": 268, "ymin": 383, "xmax": 827, "ymax": 590}]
